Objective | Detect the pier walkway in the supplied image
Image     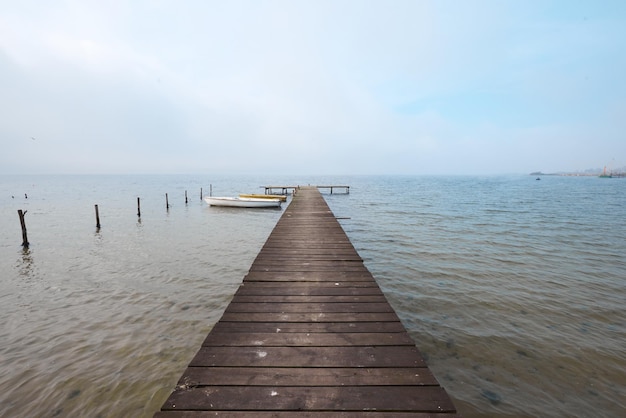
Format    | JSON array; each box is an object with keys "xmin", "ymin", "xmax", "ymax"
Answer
[{"xmin": 155, "ymin": 187, "xmax": 458, "ymax": 417}]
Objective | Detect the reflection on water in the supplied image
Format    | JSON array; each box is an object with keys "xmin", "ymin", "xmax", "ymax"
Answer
[{"xmin": 16, "ymin": 247, "xmax": 35, "ymax": 279}]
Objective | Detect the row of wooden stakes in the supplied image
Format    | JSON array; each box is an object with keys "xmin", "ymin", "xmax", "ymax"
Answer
[{"xmin": 16, "ymin": 187, "xmax": 213, "ymax": 248}]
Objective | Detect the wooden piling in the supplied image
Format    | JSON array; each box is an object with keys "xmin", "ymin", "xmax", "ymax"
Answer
[
  {"xmin": 185, "ymin": 190, "xmax": 188, "ymax": 204},
  {"xmin": 166, "ymin": 193, "xmax": 169, "ymax": 210},
  {"xmin": 137, "ymin": 197, "xmax": 141, "ymax": 217},
  {"xmin": 94, "ymin": 204, "xmax": 101, "ymax": 229},
  {"xmin": 200, "ymin": 188, "xmax": 203, "ymax": 200},
  {"xmin": 17, "ymin": 210, "xmax": 29, "ymax": 247}
]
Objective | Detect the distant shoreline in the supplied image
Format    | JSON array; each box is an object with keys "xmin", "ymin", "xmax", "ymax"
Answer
[{"xmin": 530, "ymin": 171, "xmax": 625, "ymax": 177}]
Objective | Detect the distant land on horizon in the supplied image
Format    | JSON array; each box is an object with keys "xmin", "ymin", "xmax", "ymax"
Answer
[{"xmin": 530, "ymin": 166, "xmax": 626, "ymax": 177}]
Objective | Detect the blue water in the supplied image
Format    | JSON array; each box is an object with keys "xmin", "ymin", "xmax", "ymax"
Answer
[{"xmin": 1, "ymin": 174, "xmax": 624, "ymax": 417}]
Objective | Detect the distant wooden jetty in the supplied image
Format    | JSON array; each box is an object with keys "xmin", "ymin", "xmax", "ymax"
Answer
[
  {"xmin": 263, "ymin": 185, "xmax": 350, "ymax": 195},
  {"xmin": 154, "ymin": 186, "xmax": 458, "ymax": 416}
]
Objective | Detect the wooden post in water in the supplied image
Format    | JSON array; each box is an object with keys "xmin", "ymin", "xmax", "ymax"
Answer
[
  {"xmin": 95, "ymin": 204, "xmax": 101, "ymax": 229},
  {"xmin": 185, "ymin": 190, "xmax": 188, "ymax": 204},
  {"xmin": 137, "ymin": 197, "xmax": 141, "ymax": 217},
  {"xmin": 210, "ymin": 184, "xmax": 212, "ymax": 197},
  {"xmin": 17, "ymin": 210, "xmax": 29, "ymax": 247},
  {"xmin": 166, "ymin": 193, "xmax": 169, "ymax": 210},
  {"xmin": 200, "ymin": 188, "xmax": 203, "ymax": 200}
]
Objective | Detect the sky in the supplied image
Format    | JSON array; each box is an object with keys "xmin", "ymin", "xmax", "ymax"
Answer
[{"xmin": 1, "ymin": 0, "xmax": 625, "ymax": 175}]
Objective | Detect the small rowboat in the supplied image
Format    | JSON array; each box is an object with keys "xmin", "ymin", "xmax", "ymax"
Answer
[
  {"xmin": 204, "ymin": 196, "xmax": 282, "ymax": 208},
  {"xmin": 239, "ymin": 193, "xmax": 287, "ymax": 202}
]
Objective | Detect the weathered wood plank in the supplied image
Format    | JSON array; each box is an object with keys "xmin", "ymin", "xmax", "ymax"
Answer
[
  {"xmin": 248, "ymin": 265, "xmax": 370, "ymax": 273},
  {"xmin": 231, "ymin": 295, "xmax": 387, "ymax": 303},
  {"xmin": 224, "ymin": 302, "xmax": 395, "ymax": 313},
  {"xmin": 218, "ymin": 312, "xmax": 401, "ymax": 323},
  {"xmin": 235, "ymin": 282, "xmax": 381, "ymax": 291},
  {"xmin": 161, "ymin": 386, "xmax": 455, "ymax": 412},
  {"xmin": 243, "ymin": 272, "xmax": 376, "ymax": 282},
  {"xmin": 256, "ymin": 246, "xmax": 359, "ymax": 252},
  {"xmin": 177, "ymin": 366, "xmax": 439, "ymax": 386},
  {"xmin": 258, "ymin": 245, "xmax": 358, "ymax": 251},
  {"xmin": 209, "ymin": 321, "xmax": 407, "ymax": 333},
  {"xmin": 201, "ymin": 332, "xmax": 416, "ymax": 347},
  {"xmin": 253, "ymin": 256, "xmax": 364, "ymax": 262},
  {"xmin": 156, "ymin": 412, "xmax": 460, "ymax": 418},
  {"xmin": 189, "ymin": 346, "xmax": 427, "ymax": 368}
]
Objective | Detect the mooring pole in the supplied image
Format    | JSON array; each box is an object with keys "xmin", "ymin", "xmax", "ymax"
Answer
[
  {"xmin": 137, "ymin": 197, "xmax": 141, "ymax": 217},
  {"xmin": 210, "ymin": 184, "xmax": 212, "ymax": 197},
  {"xmin": 200, "ymin": 187, "xmax": 203, "ymax": 200},
  {"xmin": 166, "ymin": 193, "xmax": 169, "ymax": 210},
  {"xmin": 185, "ymin": 190, "xmax": 188, "ymax": 204},
  {"xmin": 95, "ymin": 204, "xmax": 101, "ymax": 229},
  {"xmin": 18, "ymin": 210, "xmax": 29, "ymax": 247}
]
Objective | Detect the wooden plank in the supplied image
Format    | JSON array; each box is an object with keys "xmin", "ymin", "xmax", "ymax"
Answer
[
  {"xmin": 256, "ymin": 250, "xmax": 359, "ymax": 256},
  {"xmin": 243, "ymin": 272, "xmax": 376, "ymax": 282},
  {"xmin": 250, "ymin": 259, "xmax": 366, "ymax": 265},
  {"xmin": 224, "ymin": 302, "xmax": 395, "ymax": 313},
  {"xmin": 156, "ymin": 412, "xmax": 460, "ymax": 418},
  {"xmin": 201, "ymin": 332, "xmax": 416, "ymax": 347},
  {"xmin": 248, "ymin": 265, "xmax": 370, "ymax": 273},
  {"xmin": 160, "ymin": 386, "xmax": 455, "ymax": 412},
  {"xmin": 259, "ymin": 243, "xmax": 356, "ymax": 248},
  {"xmin": 177, "ymin": 366, "xmax": 439, "ymax": 386},
  {"xmin": 189, "ymin": 346, "xmax": 427, "ymax": 368},
  {"xmin": 257, "ymin": 245, "xmax": 358, "ymax": 250},
  {"xmin": 231, "ymin": 295, "xmax": 388, "ymax": 303},
  {"xmin": 253, "ymin": 255, "xmax": 364, "ymax": 262},
  {"xmin": 218, "ymin": 312, "xmax": 401, "ymax": 323},
  {"xmin": 235, "ymin": 282, "xmax": 381, "ymax": 291},
  {"xmin": 210, "ymin": 321, "xmax": 408, "ymax": 333},
  {"xmin": 233, "ymin": 286, "xmax": 384, "ymax": 296}
]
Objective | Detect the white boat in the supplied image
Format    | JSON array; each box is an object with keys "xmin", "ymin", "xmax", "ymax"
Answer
[{"xmin": 204, "ymin": 196, "xmax": 282, "ymax": 208}]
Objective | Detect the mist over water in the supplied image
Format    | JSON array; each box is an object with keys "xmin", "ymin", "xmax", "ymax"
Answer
[{"xmin": 1, "ymin": 174, "xmax": 624, "ymax": 417}]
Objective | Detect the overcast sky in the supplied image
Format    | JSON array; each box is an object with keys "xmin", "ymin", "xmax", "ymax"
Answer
[{"xmin": 1, "ymin": 0, "xmax": 624, "ymax": 175}]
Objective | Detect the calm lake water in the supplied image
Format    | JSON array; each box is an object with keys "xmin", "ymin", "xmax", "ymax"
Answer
[{"xmin": 1, "ymin": 174, "xmax": 624, "ymax": 417}]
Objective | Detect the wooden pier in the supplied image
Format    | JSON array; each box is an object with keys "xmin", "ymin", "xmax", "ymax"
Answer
[
  {"xmin": 154, "ymin": 187, "xmax": 458, "ymax": 417},
  {"xmin": 263, "ymin": 185, "xmax": 350, "ymax": 195}
]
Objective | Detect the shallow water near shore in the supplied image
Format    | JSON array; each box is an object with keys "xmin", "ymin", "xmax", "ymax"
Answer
[{"xmin": 1, "ymin": 174, "xmax": 624, "ymax": 417}]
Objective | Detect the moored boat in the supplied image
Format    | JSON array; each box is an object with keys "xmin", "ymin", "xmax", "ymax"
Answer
[
  {"xmin": 599, "ymin": 166, "xmax": 612, "ymax": 178},
  {"xmin": 204, "ymin": 196, "xmax": 282, "ymax": 208},
  {"xmin": 239, "ymin": 193, "xmax": 287, "ymax": 202}
]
